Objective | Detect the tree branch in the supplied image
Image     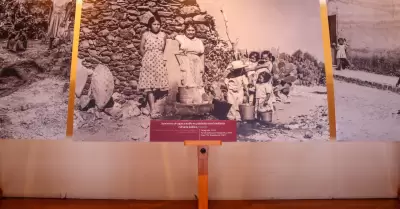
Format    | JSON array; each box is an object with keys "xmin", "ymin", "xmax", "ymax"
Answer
[{"xmin": 220, "ymin": 8, "xmax": 235, "ymax": 50}]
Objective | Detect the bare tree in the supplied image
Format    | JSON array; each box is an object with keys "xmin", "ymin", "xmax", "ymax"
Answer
[{"xmin": 220, "ymin": 7, "xmax": 241, "ymax": 59}]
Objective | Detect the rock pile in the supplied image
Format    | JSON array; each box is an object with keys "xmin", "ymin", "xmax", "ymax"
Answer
[
  {"xmin": 285, "ymin": 105, "xmax": 329, "ymax": 139},
  {"xmin": 74, "ymin": 59, "xmax": 155, "ymax": 125},
  {"xmin": 78, "ymin": 0, "xmax": 233, "ymax": 103}
]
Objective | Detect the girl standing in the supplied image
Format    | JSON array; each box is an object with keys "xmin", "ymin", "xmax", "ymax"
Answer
[
  {"xmin": 336, "ymin": 38, "xmax": 350, "ymax": 70},
  {"xmin": 255, "ymin": 71, "xmax": 274, "ymax": 119},
  {"xmin": 245, "ymin": 51, "xmax": 260, "ymax": 105},
  {"xmin": 138, "ymin": 16, "xmax": 169, "ymax": 118}
]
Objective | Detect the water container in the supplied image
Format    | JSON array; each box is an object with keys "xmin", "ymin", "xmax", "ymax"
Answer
[
  {"xmin": 178, "ymin": 87, "xmax": 194, "ymax": 104},
  {"xmin": 259, "ymin": 111, "xmax": 273, "ymax": 122},
  {"xmin": 239, "ymin": 104, "xmax": 255, "ymax": 121}
]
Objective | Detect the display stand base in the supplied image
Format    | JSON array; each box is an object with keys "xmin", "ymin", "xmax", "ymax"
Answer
[{"xmin": 184, "ymin": 140, "xmax": 222, "ymax": 209}]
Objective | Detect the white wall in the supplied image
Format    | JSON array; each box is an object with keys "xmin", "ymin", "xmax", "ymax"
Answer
[
  {"xmin": 328, "ymin": 0, "xmax": 400, "ymax": 50},
  {"xmin": 1, "ymin": 140, "xmax": 399, "ymax": 199}
]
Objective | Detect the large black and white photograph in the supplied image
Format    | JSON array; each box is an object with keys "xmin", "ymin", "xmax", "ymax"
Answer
[
  {"xmin": 0, "ymin": 0, "xmax": 75, "ymax": 139},
  {"xmin": 327, "ymin": 0, "xmax": 400, "ymax": 141},
  {"xmin": 73, "ymin": 0, "xmax": 330, "ymax": 142}
]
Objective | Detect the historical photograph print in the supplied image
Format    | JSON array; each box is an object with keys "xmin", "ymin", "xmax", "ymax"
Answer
[
  {"xmin": 73, "ymin": 0, "xmax": 330, "ymax": 142},
  {"xmin": 327, "ymin": 0, "xmax": 400, "ymax": 141},
  {"xmin": 0, "ymin": 0, "xmax": 76, "ymax": 140}
]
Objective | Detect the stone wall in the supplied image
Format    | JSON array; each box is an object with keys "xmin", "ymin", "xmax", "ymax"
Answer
[{"xmin": 78, "ymin": 0, "xmax": 231, "ymax": 100}]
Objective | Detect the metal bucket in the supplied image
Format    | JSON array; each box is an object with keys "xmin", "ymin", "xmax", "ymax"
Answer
[
  {"xmin": 192, "ymin": 88, "xmax": 203, "ymax": 104},
  {"xmin": 259, "ymin": 111, "xmax": 273, "ymax": 122},
  {"xmin": 178, "ymin": 87, "xmax": 194, "ymax": 104},
  {"xmin": 239, "ymin": 104, "xmax": 255, "ymax": 121}
]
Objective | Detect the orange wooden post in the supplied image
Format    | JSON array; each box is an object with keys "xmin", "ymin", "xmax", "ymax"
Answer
[
  {"xmin": 197, "ymin": 145, "xmax": 208, "ymax": 209},
  {"xmin": 398, "ymin": 187, "xmax": 400, "ymax": 200},
  {"xmin": 185, "ymin": 140, "xmax": 222, "ymax": 209}
]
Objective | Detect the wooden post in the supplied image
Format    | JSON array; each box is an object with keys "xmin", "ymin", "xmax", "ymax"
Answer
[
  {"xmin": 185, "ymin": 140, "xmax": 222, "ymax": 209},
  {"xmin": 197, "ymin": 145, "xmax": 208, "ymax": 209},
  {"xmin": 397, "ymin": 186, "xmax": 400, "ymax": 200}
]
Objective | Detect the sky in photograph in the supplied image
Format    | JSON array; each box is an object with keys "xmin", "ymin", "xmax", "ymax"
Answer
[{"xmin": 197, "ymin": 0, "xmax": 324, "ymax": 61}]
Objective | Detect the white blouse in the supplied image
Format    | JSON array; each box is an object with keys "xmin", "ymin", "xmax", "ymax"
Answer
[{"xmin": 175, "ymin": 34, "xmax": 204, "ymax": 54}]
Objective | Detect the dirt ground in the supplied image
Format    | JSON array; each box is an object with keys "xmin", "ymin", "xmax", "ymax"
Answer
[
  {"xmin": 236, "ymin": 85, "xmax": 329, "ymax": 142},
  {"xmin": 74, "ymin": 85, "xmax": 330, "ymax": 142},
  {"xmin": 0, "ymin": 40, "xmax": 70, "ymax": 140},
  {"xmin": 0, "ymin": 78, "xmax": 69, "ymax": 139},
  {"xmin": 335, "ymin": 80, "xmax": 400, "ymax": 141},
  {"xmin": 1, "ymin": 72, "xmax": 328, "ymax": 141},
  {"xmin": 0, "ymin": 40, "xmax": 329, "ymax": 142}
]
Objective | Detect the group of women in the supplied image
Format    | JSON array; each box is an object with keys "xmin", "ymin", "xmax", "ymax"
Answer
[
  {"xmin": 138, "ymin": 16, "xmax": 206, "ymax": 118},
  {"xmin": 138, "ymin": 15, "xmax": 296, "ymax": 120}
]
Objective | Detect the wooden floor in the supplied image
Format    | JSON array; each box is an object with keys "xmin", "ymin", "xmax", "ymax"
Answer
[{"xmin": 0, "ymin": 199, "xmax": 398, "ymax": 209}]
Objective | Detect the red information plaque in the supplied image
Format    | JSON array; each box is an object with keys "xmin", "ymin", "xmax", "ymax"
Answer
[{"xmin": 150, "ymin": 120, "xmax": 237, "ymax": 142}]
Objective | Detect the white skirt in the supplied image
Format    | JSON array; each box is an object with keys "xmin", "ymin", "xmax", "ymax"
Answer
[{"xmin": 337, "ymin": 49, "xmax": 347, "ymax": 59}]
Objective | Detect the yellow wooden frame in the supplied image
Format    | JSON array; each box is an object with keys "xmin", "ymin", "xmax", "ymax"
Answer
[{"xmin": 66, "ymin": 0, "xmax": 337, "ymax": 140}]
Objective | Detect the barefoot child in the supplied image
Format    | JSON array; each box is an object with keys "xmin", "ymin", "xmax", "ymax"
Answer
[
  {"xmin": 255, "ymin": 71, "xmax": 274, "ymax": 119},
  {"xmin": 225, "ymin": 60, "xmax": 249, "ymax": 121}
]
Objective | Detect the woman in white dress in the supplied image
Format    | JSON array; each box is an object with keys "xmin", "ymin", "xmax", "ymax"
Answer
[{"xmin": 175, "ymin": 23, "xmax": 206, "ymax": 103}]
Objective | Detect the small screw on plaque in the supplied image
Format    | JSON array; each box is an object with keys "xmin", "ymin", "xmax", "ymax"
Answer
[{"xmin": 200, "ymin": 148, "xmax": 206, "ymax": 154}]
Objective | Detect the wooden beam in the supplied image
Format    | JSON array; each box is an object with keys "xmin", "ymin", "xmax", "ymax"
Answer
[{"xmin": 185, "ymin": 140, "xmax": 222, "ymax": 209}]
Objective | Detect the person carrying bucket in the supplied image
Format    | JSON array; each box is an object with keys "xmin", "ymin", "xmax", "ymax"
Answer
[{"xmin": 224, "ymin": 60, "xmax": 249, "ymax": 121}]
